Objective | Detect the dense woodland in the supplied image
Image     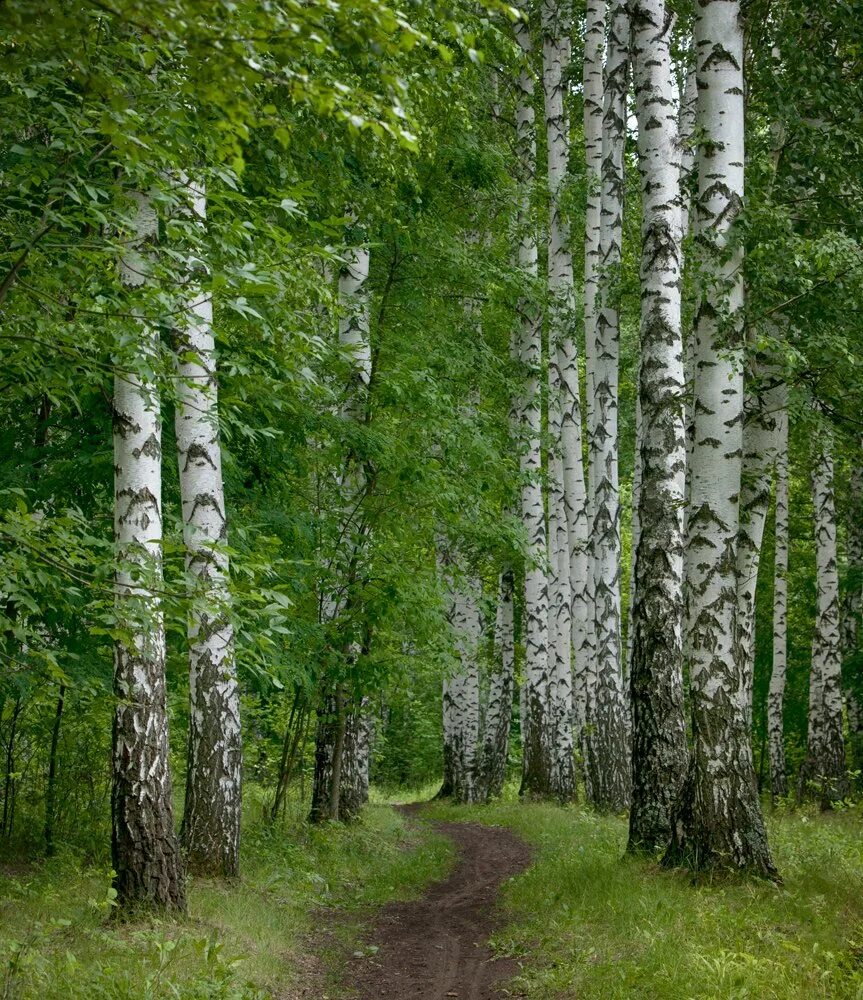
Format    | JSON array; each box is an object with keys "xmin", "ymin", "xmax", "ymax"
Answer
[{"xmin": 2, "ymin": 0, "xmax": 863, "ymax": 995}]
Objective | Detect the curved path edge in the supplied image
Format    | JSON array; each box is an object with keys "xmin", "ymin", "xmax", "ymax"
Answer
[{"xmin": 343, "ymin": 805, "xmax": 532, "ymax": 1000}]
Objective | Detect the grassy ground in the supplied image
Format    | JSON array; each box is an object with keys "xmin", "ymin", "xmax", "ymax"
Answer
[
  {"xmin": 4, "ymin": 788, "xmax": 863, "ymax": 999},
  {"xmin": 422, "ymin": 795, "xmax": 863, "ymax": 999},
  {"xmin": 0, "ymin": 800, "xmax": 452, "ymax": 1000}
]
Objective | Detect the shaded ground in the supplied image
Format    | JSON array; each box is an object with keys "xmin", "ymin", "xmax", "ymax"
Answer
[{"xmin": 342, "ymin": 807, "xmax": 532, "ymax": 1000}]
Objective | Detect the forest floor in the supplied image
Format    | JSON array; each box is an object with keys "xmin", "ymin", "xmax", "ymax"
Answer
[
  {"xmin": 3, "ymin": 792, "xmax": 863, "ymax": 998},
  {"xmin": 341, "ymin": 805, "xmax": 532, "ymax": 999}
]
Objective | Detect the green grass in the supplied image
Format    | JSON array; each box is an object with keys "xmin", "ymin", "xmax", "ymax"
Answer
[
  {"xmin": 0, "ymin": 801, "xmax": 452, "ymax": 1000},
  {"xmin": 422, "ymin": 795, "xmax": 863, "ymax": 999},
  {"xmin": 5, "ymin": 788, "xmax": 863, "ymax": 999}
]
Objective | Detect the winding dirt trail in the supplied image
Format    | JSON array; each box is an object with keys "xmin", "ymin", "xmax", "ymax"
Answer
[{"xmin": 343, "ymin": 809, "xmax": 532, "ymax": 1000}]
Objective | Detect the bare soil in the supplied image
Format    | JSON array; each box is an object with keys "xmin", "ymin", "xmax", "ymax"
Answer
[{"xmin": 342, "ymin": 809, "xmax": 532, "ymax": 999}]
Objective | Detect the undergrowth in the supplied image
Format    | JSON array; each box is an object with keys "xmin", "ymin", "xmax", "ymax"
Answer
[{"xmin": 0, "ymin": 800, "xmax": 451, "ymax": 1000}]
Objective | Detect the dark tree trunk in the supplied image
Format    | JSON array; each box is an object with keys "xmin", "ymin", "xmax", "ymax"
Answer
[
  {"xmin": 2, "ymin": 697, "xmax": 21, "ymax": 838},
  {"xmin": 44, "ymin": 685, "xmax": 65, "ymax": 856}
]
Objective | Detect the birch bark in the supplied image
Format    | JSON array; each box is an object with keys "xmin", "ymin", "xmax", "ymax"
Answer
[
  {"xmin": 478, "ymin": 569, "xmax": 516, "ymax": 799},
  {"xmin": 310, "ymin": 231, "xmax": 373, "ymax": 823},
  {"xmin": 175, "ymin": 183, "xmax": 242, "ymax": 878},
  {"xmin": 800, "ymin": 431, "xmax": 849, "ymax": 807},
  {"xmin": 440, "ymin": 552, "xmax": 483, "ymax": 804},
  {"xmin": 543, "ymin": 0, "xmax": 576, "ymax": 803},
  {"xmin": 590, "ymin": 0, "xmax": 631, "ymax": 811},
  {"xmin": 844, "ymin": 460, "xmax": 863, "ymax": 781},
  {"xmin": 112, "ymin": 190, "xmax": 186, "ymax": 910},
  {"xmin": 515, "ymin": 14, "xmax": 553, "ymax": 797},
  {"xmin": 581, "ymin": 0, "xmax": 606, "ymax": 798},
  {"xmin": 737, "ymin": 364, "xmax": 786, "ymax": 726},
  {"xmin": 663, "ymin": 0, "xmax": 775, "ymax": 876},
  {"xmin": 768, "ymin": 404, "xmax": 789, "ymax": 798},
  {"xmin": 627, "ymin": 0, "xmax": 688, "ymax": 853}
]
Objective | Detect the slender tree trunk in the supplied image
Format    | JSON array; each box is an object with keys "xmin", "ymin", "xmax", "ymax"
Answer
[
  {"xmin": 844, "ymin": 458, "xmax": 863, "ymax": 781},
  {"xmin": 112, "ymin": 190, "xmax": 186, "ymax": 910},
  {"xmin": 515, "ymin": 15, "xmax": 553, "ymax": 797},
  {"xmin": 543, "ymin": 0, "xmax": 576, "ymax": 803},
  {"xmin": 800, "ymin": 431, "xmax": 849, "ymax": 807},
  {"xmin": 627, "ymin": 0, "xmax": 688, "ymax": 853},
  {"xmin": 478, "ymin": 569, "xmax": 516, "ymax": 799},
  {"xmin": 44, "ymin": 684, "xmax": 65, "ymax": 856},
  {"xmin": 663, "ymin": 1, "xmax": 775, "ymax": 878},
  {"xmin": 768, "ymin": 405, "xmax": 789, "ymax": 799},
  {"xmin": 439, "ymin": 552, "xmax": 483, "ymax": 804},
  {"xmin": 176, "ymin": 183, "xmax": 242, "ymax": 879},
  {"xmin": 270, "ymin": 689, "xmax": 306, "ymax": 822},
  {"xmin": 737, "ymin": 364, "xmax": 785, "ymax": 727},
  {"xmin": 590, "ymin": 0, "xmax": 630, "ymax": 812},
  {"xmin": 581, "ymin": 0, "xmax": 606, "ymax": 800},
  {"xmin": 311, "ymin": 229, "xmax": 373, "ymax": 823},
  {"xmin": 2, "ymin": 697, "xmax": 21, "ymax": 838}
]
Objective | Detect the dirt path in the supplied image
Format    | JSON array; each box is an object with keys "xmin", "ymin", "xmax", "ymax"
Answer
[{"xmin": 343, "ymin": 809, "xmax": 532, "ymax": 1000}]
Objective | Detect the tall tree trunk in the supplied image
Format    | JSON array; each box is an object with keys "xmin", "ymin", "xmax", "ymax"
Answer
[
  {"xmin": 112, "ymin": 190, "xmax": 186, "ymax": 910},
  {"xmin": 663, "ymin": 1, "xmax": 775, "ymax": 878},
  {"xmin": 515, "ymin": 14, "xmax": 553, "ymax": 797},
  {"xmin": 2, "ymin": 697, "xmax": 21, "ymax": 839},
  {"xmin": 439, "ymin": 552, "xmax": 483, "ymax": 804},
  {"xmin": 768, "ymin": 405, "xmax": 789, "ymax": 798},
  {"xmin": 844, "ymin": 458, "xmax": 863, "ymax": 782},
  {"xmin": 589, "ymin": 0, "xmax": 630, "ymax": 812},
  {"xmin": 626, "ymin": 0, "xmax": 688, "ymax": 854},
  {"xmin": 800, "ymin": 431, "xmax": 849, "ymax": 807},
  {"xmin": 176, "ymin": 183, "xmax": 242, "ymax": 879},
  {"xmin": 44, "ymin": 684, "xmax": 65, "ymax": 856},
  {"xmin": 581, "ymin": 0, "xmax": 606, "ymax": 800},
  {"xmin": 737, "ymin": 365, "xmax": 785, "ymax": 727},
  {"xmin": 311, "ymin": 230, "xmax": 373, "ymax": 823},
  {"xmin": 543, "ymin": 0, "xmax": 576, "ymax": 803},
  {"xmin": 478, "ymin": 569, "xmax": 516, "ymax": 799}
]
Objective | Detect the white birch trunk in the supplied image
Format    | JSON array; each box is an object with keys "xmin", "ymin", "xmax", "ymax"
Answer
[
  {"xmin": 175, "ymin": 183, "xmax": 242, "ymax": 878},
  {"xmin": 590, "ymin": 0, "xmax": 630, "ymax": 811},
  {"xmin": 440, "ymin": 553, "xmax": 483, "ymax": 804},
  {"xmin": 479, "ymin": 569, "xmax": 516, "ymax": 799},
  {"xmin": 543, "ymin": 0, "xmax": 576, "ymax": 803},
  {"xmin": 737, "ymin": 365, "xmax": 786, "ymax": 727},
  {"xmin": 800, "ymin": 431, "xmax": 849, "ymax": 806},
  {"xmin": 112, "ymin": 190, "xmax": 185, "ymax": 910},
  {"xmin": 581, "ymin": 0, "xmax": 606, "ymax": 799},
  {"xmin": 311, "ymin": 230, "xmax": 373, "ymax": 823},
  {"xmin": 515, "ymin": 14, "xmax": 553, "ymax": 796},
  {"xmin": 664, "ymin": 0, "xmax": 775, "ymax": 876},
  {"xmin": 768, "ymin": 404, "xmax": 789, "ymax": 798},
  {"xmin": 627, "ymin": 0, "xmax": 688, "ymax": 852},
  {"xmin": 844, "ymin": 459, "xmax": 863, "ymax": 780}
]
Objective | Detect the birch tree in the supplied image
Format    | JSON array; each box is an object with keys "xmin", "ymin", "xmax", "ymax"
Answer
[
  {"xmin": 112, "ymin": 190, "xmax": 186, "ymax": 910},
  {"xmin": 514, "ymin": 14, "xmax": 553, "ymax": 797},
  {"xmin": 590, "ymin": 0, "xmax": 630, "ymax": 811},
  {"xmin": 478, "ymin": 569, "xmax": 516, "ymax": 799},
  {"xmin": 737, "ymin": 366, "xmax": 786, "ymax": 723},
  {"xmin": 844, "ymin": 460, "xmax": 863, "ymax": 780},
  {"xmin": 799, "ymin": 430, "xmax": 849, "ymax": 807},
  {"xmin": 310, "ymin": 231, "xmax": 374, "ymax": 823},
  {"xmin": 581, "ymin": 0, "xmax": 606, "ymax": 796},
  {"xmin": 175, "ymin": 182, "xmax": 241, "ymax": 878},
  {"xmin": 664, "ymin": 0, "xmax": 775, "ymax": 877},
  {"xmin": 767, "ymin": 404, "xmax": 789, "ymax": 799},
  {"xmin": 543, "ymin": 0, "xmax": 576, "ymax": 803},
  {"xmin": 626, "ymin": 0, "xmax": 687, "ymax": 853},
  {"xmin": 440, "ymin": 559, "xmax": 483, "ymax": 805}
]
